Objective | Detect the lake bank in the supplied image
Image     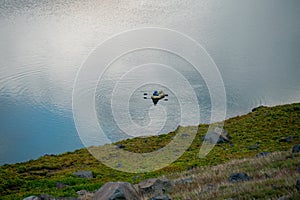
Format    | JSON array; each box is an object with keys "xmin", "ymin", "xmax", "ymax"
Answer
[{"xmin": 0, "ymin": 102, "xmax": 299, "ymax": 199}]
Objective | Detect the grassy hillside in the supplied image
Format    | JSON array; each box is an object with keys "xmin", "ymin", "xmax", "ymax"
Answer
[
  {"xmin": 164, "ymin": 151, "xmax": 300, "ymax": 199},
  {"xmin": 0, "ymin": 103, "xmax": 300, "ymax": 199}
]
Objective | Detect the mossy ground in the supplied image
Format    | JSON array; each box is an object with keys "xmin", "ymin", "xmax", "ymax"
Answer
[{"xmin": 0, "ymin": 103, "xmax": 299, "ymax": 199}]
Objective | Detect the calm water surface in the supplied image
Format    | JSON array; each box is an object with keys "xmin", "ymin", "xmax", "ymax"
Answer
[{"xmin": 0, "ymin": 0, "xmax": 300, "ymax": 165}]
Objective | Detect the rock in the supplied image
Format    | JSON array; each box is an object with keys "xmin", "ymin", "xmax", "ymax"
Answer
[
  {"xmin": 56, "ymin": 182, "xmax": 68, "ymax": 189},
  {"xmin": 116, "ymin": 162, "xmax": 122, "ymax": 168},
  {"xmin": 256, "ymin": 152, "xmax": 270, "ymax": 158},
  {"xmin": 174, "ymin": 177, "xmax": 193, "ymax": 185},
  {"xmin": 279, "ymin": 136, "xmax": 293, "ymax": 143},
  {"xmin": 73, "ymin": 171, "xmax": 93, "ymax": 179},
  {"xmin": 93, "ymin": 182, "xmax": 140, "ymax": 200},
  {"xmin": 252, "ymin": 105, "xmax": 267, "ymax": 112},
  {"xmin": 76, "ymin": 190, "xmax": 94, "ymax": 199},
  {"xmin": 138, "ymin": 178, "xmax": 173, "ymax": 196},
  {"xmin": 76, "ymin": 190, "xmax": 88, "ymax": 196},
  {"xmin": 206, "ymin": 184, "xmax": 215, "ymax": 190},
  {"xmin": 148, "ymin": 195, "xmax": 171, "ymax": 200},
  {"xmin": 117, "ymin": 144, "xmax": 126, "ymax": 149},
  {"xmin": 38, "ymin": 194, "xmax": 53, "ymax": 200},
  {"xmin": 292, "ymin": 144, "xmax": 300, "ymax": 153},
  {"xmin": 181, "ymin": 133, "xmax": 190, "ymax": 138},
  {"xmin": 203, "ymin": 128, "xmax": 230, "ymax": 144},
  {"xmin": 23, "ymin": 195, "xmax": 78, "ymax": 200},
  {"xmin": 278, "ymin": 196, "xmax": 288, "ymax": 200},
  {"xmin": 229, "ymin": 173, "xmax": 252, "ymax": 183},
  {"xmin": 23, "ymin": 196, "xmax": 40, "ymax": 200},
  {"xmin": 271, "ymin": 184, "xmax": 281, "ymax": 190},
  {"xmin": 248, "ymin": 143, "xmax": 259, "ymax": 150},
  {"xmin": 187, "ymin": 165, "xmax": 196, "ymax": 171},
  {"xmin": 296, "ymin": 180, "xmax": 300, "ymax": 190}
]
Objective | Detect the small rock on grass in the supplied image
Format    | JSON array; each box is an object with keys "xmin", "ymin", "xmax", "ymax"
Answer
[
  {"xmin": 278, "ymin": 196, "xmax": 288, "ymax": 200},
  {"xmin": 56, "ymin": 182, "xmax": 68, "ymax": 189},
  {"xmin": 279, "ymin": 136, "xmax": 293, "ymax": 143},
  {"xmin": 256, "ymin": 152, "xmax": 270, "ymax": 158},
  {"xmin": 296, "ymin": 180, "xmax": 300, "ymax": 190},
  {"xmin": 23, "ymin": 196, "xmax": 40, "ymax": 200},
  {"xmin": 73, "ymin": 171, "xmax": 93, "ymax": 179},
  {"xmin": 117, "ymin": 144, "xmax": 125, "ymax": 149},
  {"xmin": 248, "ymin": 143, "xmax": 259, "ymax": 150},
  {"xmin": 174, "ymin": 177, "xmax": 193, "ymax": 185},
  {"xmin": 229, "ymin": 173, "xmax": 252, "ymax": 183},
  {"xmin": 138, "ymin": 178, "xmax": 173, "ymax": 197},
  {"xmin": 23, "ymin": 195, "xmax": 79, "ymax": 200},
  {"xmin": 148, "ymin": 195, "xmax": 171, "ymax": 200},
  {"xmin": 292, "ymin": 144, "xmax": 300, "ymax": 153},
  {"xmin": 202, "ymin": 128, "xmax": 230, "ymax": 144}
]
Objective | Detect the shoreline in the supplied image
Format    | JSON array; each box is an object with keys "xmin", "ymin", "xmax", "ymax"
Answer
[{"xmin": 2, "ymin": 101, "xmax": 300, "ymax": 167}]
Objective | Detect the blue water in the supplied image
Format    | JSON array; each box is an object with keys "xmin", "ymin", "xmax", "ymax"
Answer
[
  {"xmin": 1, "ymin": 0, "xmax": 300, "ymax": 165},
  {"xmin": 0, "ymin": 96, "xmax": 83, "ymax": 164}
]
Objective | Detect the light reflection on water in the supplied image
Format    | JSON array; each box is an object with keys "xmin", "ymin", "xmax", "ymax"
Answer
[{"xmin": 0, "ymin": 0, "xmax": 300, "ymax": 165}]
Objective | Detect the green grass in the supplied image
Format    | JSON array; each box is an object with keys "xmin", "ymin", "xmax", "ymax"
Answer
[{"xmin": 0, "ymin": 102, "xmax": 299, "ymax": 199}]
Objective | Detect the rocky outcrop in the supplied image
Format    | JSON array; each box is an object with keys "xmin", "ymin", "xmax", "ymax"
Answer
[
  {"xmin": 138, "ymin": 178, "xmax": 173, "ymax": 197},
  {"xmin": 92, "ymin": 182, "xmax": 140, "ymax": 200}
]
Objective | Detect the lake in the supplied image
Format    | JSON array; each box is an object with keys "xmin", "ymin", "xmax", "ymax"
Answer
[{"xmin": 0, "ymin": 0, "xmax": 300, "ymax": 165}]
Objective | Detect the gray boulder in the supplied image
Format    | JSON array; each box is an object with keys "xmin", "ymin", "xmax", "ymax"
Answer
[
  {"xmin": 292, "ymin": 144, "xmax": 300, "ymax": 153},
  {"xmin": 229, "ymin": 173, "xmax": 252, "ymax": 183},
  {"xmin": 138, "ymin": 178, "xmax": 173, "ymax": 197},
  {"xmin": 93, "ymin": 182, "xmax": 140, "ymax": 200},
  {"xmin": 73, "ymin": 171, "xmax": 93, "ymax": 179}
]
